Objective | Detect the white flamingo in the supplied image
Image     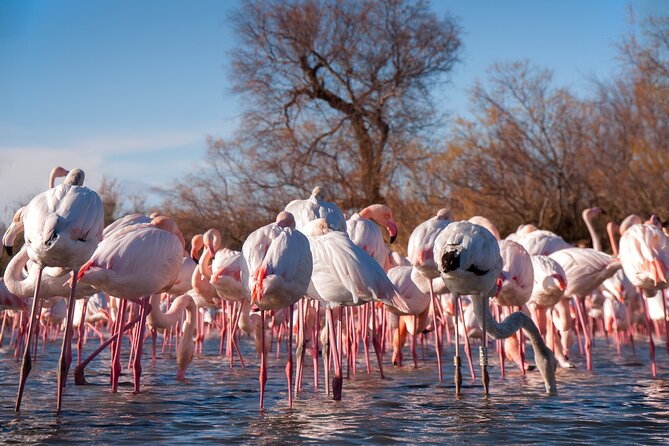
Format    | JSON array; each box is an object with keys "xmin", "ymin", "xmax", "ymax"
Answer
[
  {"xmin": 434, "ymin": 221, "xmax": 557, "ymax": 396},
  {"xmin": 16, "ymin": 168, "xmax": 104, "ymax": 412},
  {"xmin": 241, "ymin": 211, "xmax": 313, "ymax": 409}
]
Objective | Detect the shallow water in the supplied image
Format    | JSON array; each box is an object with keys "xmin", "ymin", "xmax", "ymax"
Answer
[{"xmin": 0, "ymin": 332, "xmax": 667, "ymax": 444}]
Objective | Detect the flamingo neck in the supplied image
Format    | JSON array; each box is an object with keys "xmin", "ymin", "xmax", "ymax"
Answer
[{"xmin": 471, "ymin": 294, "xmax": 557, "ymax": 395}]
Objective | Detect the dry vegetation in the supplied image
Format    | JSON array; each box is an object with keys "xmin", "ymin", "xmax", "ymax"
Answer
[{"xmin": 84, "ymin": 4, "xmax": 669, "ymax": 255}]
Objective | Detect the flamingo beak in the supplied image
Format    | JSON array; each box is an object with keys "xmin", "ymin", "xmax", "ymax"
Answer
[
  {"xmin": 552, "ymin": 274, "xmax": 567, "ymax": 292},
  {"xmin": 210, "ymin": 268, "xmax": 223, "ymax": 284},
  {"xmin": 3, "ymin": 245, "xmax": 12, "ymax": 257},
  {"xmin": 387, "ymin": 220, "xmax": 398, "ymax": 244}
]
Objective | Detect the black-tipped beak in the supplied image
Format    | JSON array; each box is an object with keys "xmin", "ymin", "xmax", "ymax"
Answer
[
  {"xmin": 389, "ymin": 234, "xmax": 397, "ymax": 244},
  {"xmin": 3, "ymin": 245, "xmax": 12, "ymax": 257}
]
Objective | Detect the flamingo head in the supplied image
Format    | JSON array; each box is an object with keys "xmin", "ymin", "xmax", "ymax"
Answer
[
  {"xmin": 275, "ymin": 211, "xmax": 296, "ymax": 229},
  {"xmin": 190, "ymin": 234, "xmax": 204, "ymax": 262},
  {"xmin": 359, "ymin": 204, "xmax": 398, "ymax": 244}
]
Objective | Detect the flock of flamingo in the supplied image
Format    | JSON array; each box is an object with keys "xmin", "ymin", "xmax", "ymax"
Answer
[{"xmin": 1, "ymin": 166, "xmax": 668, "ymax": 413}]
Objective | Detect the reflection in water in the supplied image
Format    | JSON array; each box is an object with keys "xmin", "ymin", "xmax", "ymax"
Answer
[{"xmin": 0, "ymin": 334, "xmax": 667, "ymax": 444}]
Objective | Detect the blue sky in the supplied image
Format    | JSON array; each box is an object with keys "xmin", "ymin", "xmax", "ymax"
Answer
[{"xmin": 1, "ymin": 0, "xmax": 667, "ymax": 225}]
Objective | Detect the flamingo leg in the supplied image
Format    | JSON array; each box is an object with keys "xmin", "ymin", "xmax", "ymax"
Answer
[
  {"xmin": 259, "ymin": 309, "xmax": 267, "ymax": 410},
  {"xmin": 428, "ymin": 281, "xmax": 442, "ymax": 382},
  {"xmin": 56, "ymin": 269, "xmax": 79, "ymax": 413},
  {"xmin": 0, "ymin": 311, "xmax": 7, "ymax": 348},
  {"xmin": 480, "ymin": 295, "xmax": 490, "ymax": 397},
  {"xmin": 132, "ymin": 297, "xmax": 150, "ymax": 394},
  {"xmin": 641, "ymin": 296, "xmax": 656, "ymax": 378},
  {"xmin": 295, "ymin": 299, "xmax": 306, "ymax": 395},
  {"xmin": 459, "ymin": 300, "xmax": 476, "ymax": 381},
  {"xmin": 312, "ymin": 301, "xmax": 319, "ymax": 392},
  {"xmin": 573, "ymin": 296, "xmax": 592, "ymax": 370},
  {"xmin": 286, "ymin": 304, "xmax": 294, "ymax": 408},
  {"xmin": 322, "ymin": 306, "xmax": 330, "ymax": 397},
  {"xmin": 15, "ymin": 266, "xmax": 44, "ymax": 412},
  {"xmin": 663, "ymin": 289, "xmax": 669, "ymax": 356},
  {"xmin": 362, "ymin": 303, "xmax": 371, "ymax": 374},
  {"xmin": 453, "ymin": 293, "xmax": 462, "ymax": 396},
  {"xmin": 327, "ymin": 308, "xmax": 342, "ymax": 400},
  {"xmin": 111, "ymin": 299, "xmax": 128, "ymax": 393},
  {"xmin": 495, "ymin": 304, "xmax": 505, "ymax": 378},
  {"xmin": 77, "ymin": 300, "xmax": 88, "ymax": 366},
  {"xmin": 371, "ymin": 304, "xmax": 385, "ymax": 379}
]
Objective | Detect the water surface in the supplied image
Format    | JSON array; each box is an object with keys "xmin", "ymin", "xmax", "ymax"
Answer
[{"xmin": 1, "ymin": 333, "xmax": 667, "ymax": 444}]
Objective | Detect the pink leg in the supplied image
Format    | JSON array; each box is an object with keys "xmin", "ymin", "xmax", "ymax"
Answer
[
  {"xmin": 327, "ymin": 308, "xmax": 342, "ymax": 400},
  {"xmin": 641, "ymin": 296, "xmax": 656, "ymax": 378},
  {"xmin": 151, "ymin": 328, "xmax": 157, "ymax": 368},
  {"xmin": 312, "ymin": 301, "xmax": 319, "ymax": 391},
  {"xmin": 428, "ymin": 281, "xmax": 442, "ymax": 382},
  {"xmin": 15, "ymin": 267, "xmax": 44, "ymax": 411},
  {"xmin": 286, "ymin": 304, "xmax": 294, "ymax": 408},
  {"xmin": 363, "ymin": 303, "xmax": 371, "ymax": 374},
  {"xmin": 459, "ymin": 301, "xmax": 476, "ymax": 381},
  {"xmin": 663, "ymin": 290, "xmax": 669, "ymax": 355},
  {"xmin": 112, "ymin": 299, "xmax": 128, "ymax": 393},
  {"xmin": 57, "ymin": 270, "xmax": 80, "ymax": 413},
  {"xmin": 259, "ymin": 309, "xmax": 267, "ymax": 410},
  {"xmin": 0, "ymin": 311, "xmax": 7, "ymax": 348},
  {"xmin": 573, "ymin": 297, "xmax": 592, "ymax": 370},
  {"xmin": 295, "ymin": 299, "xmax": 306, "ymax": 395},
  {"xmin": 219, "ymin": 301, "xmax": 227, "ymax": 356},
  {"xmin": 371, "ymin": 305, "xmax": 385, "ymax": 379},
  {"xmin": 411, "ymin": 315, "xmax": 418, "ymax": 368},
  {"xmin": 495, "ymin": 304, "xmax": 505, "ymax": 378},
  {"xmin": 77, "ymin": 300, "xmax": 88, "ymax": 366},
  {"xmin": 133, "ymin": 297, "xmax": 150, "ymax": 394}
]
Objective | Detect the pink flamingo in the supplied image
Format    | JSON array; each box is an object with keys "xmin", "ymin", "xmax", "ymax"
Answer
[
  {"xmin": 284, "ymin": 186, "xmax": 347, "ymax": 232},
  {"xmin": 302, "ymin": 218, "xmax": 410, "ymax": 400},
  {"xmin": 15, "ymin": 168, "xmax": 103, "ymax": 412},
  {"xmin": 241, "ymin": 211, "xmax": 313, "ymax": 410},
  {"xmin": 78, "ymin": 216, "xmax": 186, "ymax": 393}
]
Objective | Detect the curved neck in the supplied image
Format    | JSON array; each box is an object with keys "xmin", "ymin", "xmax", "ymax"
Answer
[
  {"xmin": 583, "ymin": 212, "xmax": 602, "ymax": 251},
  {"xmin": 471, "ymin": 294, "xmax": 557, "ymax": 395},
  {"xmin": 147, "ymin": 293, "xmax": 196, "ymax": 329},
  {"xmin": 3, "ymin": 247, "xmax": 35, "ymax": 298},
  {"xmin": 606, "ymin": 222, "xmax": 619, "ymax": 256}
]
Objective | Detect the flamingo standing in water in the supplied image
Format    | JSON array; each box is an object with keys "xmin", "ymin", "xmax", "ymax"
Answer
[
  {"xmin": 78, "ymin": 216, "xmax": 188, "ymax": 392},
  {"xmin": 495, "ymin": 240, "xmax": 534, "ymax": 375},
  {"xmin": 241, "ymin": 211, "xmax": 313, "ymax": 410},
  {"xmin": 435, "ymin": 221, "xmax": 557, "ymax": 396},
  {"xmin": 302, "ymin": 218, "xmax": 410, "ymax": 400},
  {"xmin": 619, "ymin": 221, "xmax": 669, "ymax": 375},
  {"xmin": 407, "ymin": 208, "xmax": 452, "ymax": 382},
  {"xmin": 346, "ymin": 204, "xmax": 399, "ymax": 268},
  {"xmin": 15, "ymin": 168, "xmax": 103, "ymax": 412},
  {"xmin": 549, "ymin": 247, "xmax": 621, "ymax": 370}
]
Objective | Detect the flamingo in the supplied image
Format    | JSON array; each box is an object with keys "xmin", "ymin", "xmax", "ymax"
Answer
[
  {"xmin": 515, "ymin": 230, "xmax": 572, "ymax": 256},
  {"xmin": 407, "ymin": 208, "xmax": 452, "ymax": 382},
  {"xmin": 619, "ymin": 221, "xmax": 669, "ymax": 374},
  {"xmin": 346, "ymin": 204, "xmax": 399, "ymax": 268},
  {"xmin": 15, "ymin": 167, "xmax": 104, "ymax": 412},
  {"xmin": 434, "ymin": 221, "xmax": 557, "ymax": 396},
  {"xmin": 284, "ymin": 186, "xmax": 347, "ymax": 232},
  {"xmin": 2, "ymin": 207, "xmax": 26, "ymax": 257},
  {"xmin": 241, "ymin": 211, "xmax": 313, "ymax": 409},
  {"xmin": 549, "ymin": 247, "xmax": 621, "ymax": 370},
  {"xmin": 302, "ymin": 218, "xmax": 410, "ymax": 400},
  {"xmin": 495, "ymin": 240, "xmax": 534, "ymax": 374},
  {"xmin": 77, "ymin": 216, "xmax": 186, "ymax": 393}
]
